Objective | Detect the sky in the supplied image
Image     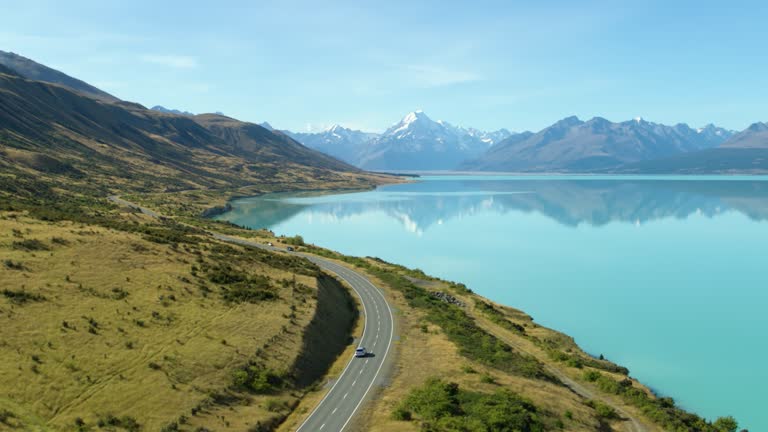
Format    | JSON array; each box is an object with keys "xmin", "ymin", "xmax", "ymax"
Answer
[{"xmin": 1, "ymin": 0, "xmax": 767, "ymax": 133}]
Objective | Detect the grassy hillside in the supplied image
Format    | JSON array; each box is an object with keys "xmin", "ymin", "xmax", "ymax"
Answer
[
  {"xmin": 0, "ymin": 66, "xmax": 392, "ymax": 199},
  {"xmin": 0, "ymin": 203, "xmax": 358, "ymax": 431}
]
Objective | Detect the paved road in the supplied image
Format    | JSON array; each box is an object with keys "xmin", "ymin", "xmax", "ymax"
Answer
[
  {"xmin": 106, "ymin": 195, "xmax": 395, "ymax": 431},
  {"xmin": 212, "ymin": 234, "xmax": 395, "ymax": 432},
  {"xmin": 107, "ymin": 195, "xmax": 161, "ymax": 218},
  {"xmin": 110, "ymin": 196, "xmax": 645, "ymax": 431}
]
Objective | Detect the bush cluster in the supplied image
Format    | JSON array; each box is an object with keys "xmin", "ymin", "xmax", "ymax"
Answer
[
  {"xmin": 96, "ymin": 414, "xmax": 141, "ymax": 432},
  {"xmin": 2, "ymin": 289, "xmax": 46, "ymax": 304},
  {"xmin": 204, "ymin": 264, "xmax": 278, "ymax": 304},
  {"xmin": 369, "ymin": 267, "xmax": 557, "ymax": 383},
  {"xmin": 231, "ymin": 363, "xmax": 286, "ymax": 394},
  {"xmin": 394, "ymin": 378, "xmax": 545, "ymax": 431},
  {"xmin": 583, "ymin": 371, "xmax": 739, "ymax": 432}
]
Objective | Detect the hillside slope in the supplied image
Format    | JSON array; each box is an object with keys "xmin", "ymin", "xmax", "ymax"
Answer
[
  {"xmin": 0, "ymin": 66, "xmax": 373, "ymax": 197},
  {"xmin": 0, "ymin": 50, "xmax": 120, "ymax": 102}
]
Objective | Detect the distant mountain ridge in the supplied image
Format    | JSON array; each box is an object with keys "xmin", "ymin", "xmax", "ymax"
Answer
[
  {"xmin": 462, "ymin": 116, "xmax": 736, "ymax": 172},
  {"xmin": 721, "ymin": 122, "xmax": 768, "ymax": 149},
  {"xmin": 151, "ymin": 105, "xmax": 194, "ymax": 116},
  {"xmin": 285, "ymin": 125, "xmax": 379, "ymax": 164},
  {"xmin": 282, "ymin": 111, "xmax": 515, "ymax": 170},
  {"xmin": 0, "ymin": 50, "xmax": 120, "ymax": 102},
  {"xmin": 276, "ymin": 113, "xmax": 761, "ymax": 173}
]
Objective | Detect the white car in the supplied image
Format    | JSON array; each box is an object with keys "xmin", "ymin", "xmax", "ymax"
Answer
[
  {"xmin": 267, "ymin": 242, "xmax": 273, "ymax": 247},
  {"xmin": 354, "ymin": 347, "xmax": 367, "ymax": 358}
]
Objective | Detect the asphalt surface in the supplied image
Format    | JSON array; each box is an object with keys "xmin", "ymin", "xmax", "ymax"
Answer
[{"xmin": 212, "ymin": 234, "xmax": 394, "ymax": 432}]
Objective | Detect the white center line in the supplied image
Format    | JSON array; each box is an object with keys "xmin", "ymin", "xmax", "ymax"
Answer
[
  {"xmin": 332, "ymin": 408, "xmax": 338, "ymax": 414},
  {"xmin": 365, "ymin": 359, "xmax": 369, "ymax": 364},
  {"xmin": 352, "ymin": 380, "xmax": 357, "ymax": 386},
  {"xmin": 343, "ymin": 392, "xmax": 348, "ymax": 399},
  {"xmin": 320, "ymin": 424, "xmax": 325, "ymax": 430}
]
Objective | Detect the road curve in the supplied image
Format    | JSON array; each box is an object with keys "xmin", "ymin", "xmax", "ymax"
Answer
[
  {"xmin": 110, "ymin": 196, "xmax": 643, "ymax": 431},
  {"xmin": 212, "ymin": 234, "xmax": 394, "ymax": 432}
]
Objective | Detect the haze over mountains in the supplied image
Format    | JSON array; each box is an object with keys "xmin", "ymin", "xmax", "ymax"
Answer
[
  {"xmin": 280, "ymin": 113, "xmax": 768, "ymax": 173},
  {"xmin": 462, "ymin": 116, "xmax": 736, "ymax": 172},
  {"xmin": 2, "ymin": 49, "xmax": 767, "ymax": 175}
]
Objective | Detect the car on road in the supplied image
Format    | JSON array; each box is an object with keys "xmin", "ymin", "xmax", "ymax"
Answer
[
  {"xmin": 267, "ymin": 242, "xmax": 273, "ymax": 246},
  {"xmin": 354, "ymin": 347, "xmax": 367, "ymax": 358},
  {"xmin": 286, "ymin": 246, "xmax": 294, "ymax": 251}
]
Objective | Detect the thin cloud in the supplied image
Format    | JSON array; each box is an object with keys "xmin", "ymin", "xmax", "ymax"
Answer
[
  {"xmin": 404, "ymin": 64, "xmax": 482, "ymax": 88},
  {"xmin": 140, "ymin": 54, "xmax": 198, "ymax": 69}
]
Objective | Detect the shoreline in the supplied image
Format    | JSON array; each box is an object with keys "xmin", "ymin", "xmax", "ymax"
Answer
[{"xmin": 206, "ymin": 179, "xmax": 750, "ymax": 431}]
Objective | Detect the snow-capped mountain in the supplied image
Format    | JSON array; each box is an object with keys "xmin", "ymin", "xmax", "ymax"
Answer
[
  {"xmin": 151, "ymin": 105, "xmax": 194, "ymax": 116},
  {"xmin": 285, "ymin": 124, "xmax": 379, "ymax": 164},
  {"xmin": 355, "ymin": 110, "xmax": 516, "ymax": 170},
  {"xmin": 282, "ymin": 111, "xmax": 514, "ymax": 170},
  {"xmin": 462, "ymin": 116, "xmax": 736, "ymax": 172}
]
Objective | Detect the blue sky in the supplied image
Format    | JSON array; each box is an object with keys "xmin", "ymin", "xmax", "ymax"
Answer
[{"xmin": 2, "ymin": 0, "xmax": 766, "ymax": 132}]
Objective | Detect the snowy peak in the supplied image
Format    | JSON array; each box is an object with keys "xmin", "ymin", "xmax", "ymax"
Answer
[
  {"xmin": 151, "ymin": 105, "xmax": 194, "ymax": 116},
  {"xmin": 401, "ymin": 110, "xmax": 428, "ymax": 125},
  {"xmin": 283, "ymin": 124, "xmax": 378, "ymax": 165},
  {"xmin": 357, "ymin": 111, "xmax": 520, "ymax": 170}
]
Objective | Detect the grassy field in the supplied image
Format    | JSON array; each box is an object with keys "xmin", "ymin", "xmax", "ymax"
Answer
[{"xmin": 0, "ymin": 210, "xmax": 355, "ymax": 431}]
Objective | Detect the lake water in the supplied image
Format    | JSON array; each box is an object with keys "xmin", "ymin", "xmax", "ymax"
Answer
[{"xmin": 216, "ymin": 175, "xmax": 768, "ymax": 430}]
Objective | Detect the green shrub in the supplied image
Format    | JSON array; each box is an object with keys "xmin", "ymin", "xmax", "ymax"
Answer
[
  {"xmin": 232, "ymin": 363, "xmax": 285, "ymax": 394},
  {"xmin": 582, "ymin": 370, "xmax": 601, "ymax": 382},
  {"xmin": 588, "ymin": 374, "xmax": 737, "ymax": 431},
  {"xmin": 391, "ymin": 407, "xmax": 412, "ymax": 421},
  {"xmin": 2, "ymin": 289, "xmax": 45, "ymax": 304},
  {"xmin": 284, "ymin": 235, "xmax": 305, "ymax": 246},
  {"xmin": 0, "ymin": 409, "xmax": 16, "ymax": 425},
  {"xmin": 369, "ymin": 268, "xmax": 557, "ymax": 383},
  {"xmin": 480, "ymin": 373, "xmax": 496, "ymax": 384},
  {"xmin": 395, "ymin": 378, "xmax": 545, "ymax": 431},
  {"xmin": 3, "ymin": 259, "xmax": 25, "ymax": 270},
  {"xmin": 713, "ymin": 416, "xmax": 738, "ymax": 432},
  {"xmin": 96, "ymin": 414, "xmax": 141, "ymax": 432},
  {"xmin": 161, "ymin": 421, "xmax": 180, "ymax": 432},
  {"xmin": 11, "ymin": 239, "xmax": 49, "ymax": 251},
  {"xmin": 475, "ymin": 301, "xmax": 526, "ymax": 334},
  {"xmin": 585, "ymin": 400, "xmax": 618, "ymax": 419}
]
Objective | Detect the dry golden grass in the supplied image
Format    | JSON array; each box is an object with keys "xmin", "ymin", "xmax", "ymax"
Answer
[{"xmin": 0, "ymin": 214, "xmax": 331, "ymax": 431}]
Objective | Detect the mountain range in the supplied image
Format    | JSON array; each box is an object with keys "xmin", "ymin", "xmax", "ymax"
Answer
[
  {"xmin": 283, "ymin": 111, "xmax": 513, "ymax": 170},
  {"xmin": 285, "ymin": 125, "xmax": 379, "ymax": 165},
  {"xmin": 279, "ymin": 114, "xmax": 768, "ymax": 173},
  {"xmin": 461, "ymin": 116, "xmax": 736, "ymax": 171}
]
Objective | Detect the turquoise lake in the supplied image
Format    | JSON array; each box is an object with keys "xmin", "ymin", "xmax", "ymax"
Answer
[{"xmin": 217, "ymin": 175, "xmax": 768, "ymax": 430}]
